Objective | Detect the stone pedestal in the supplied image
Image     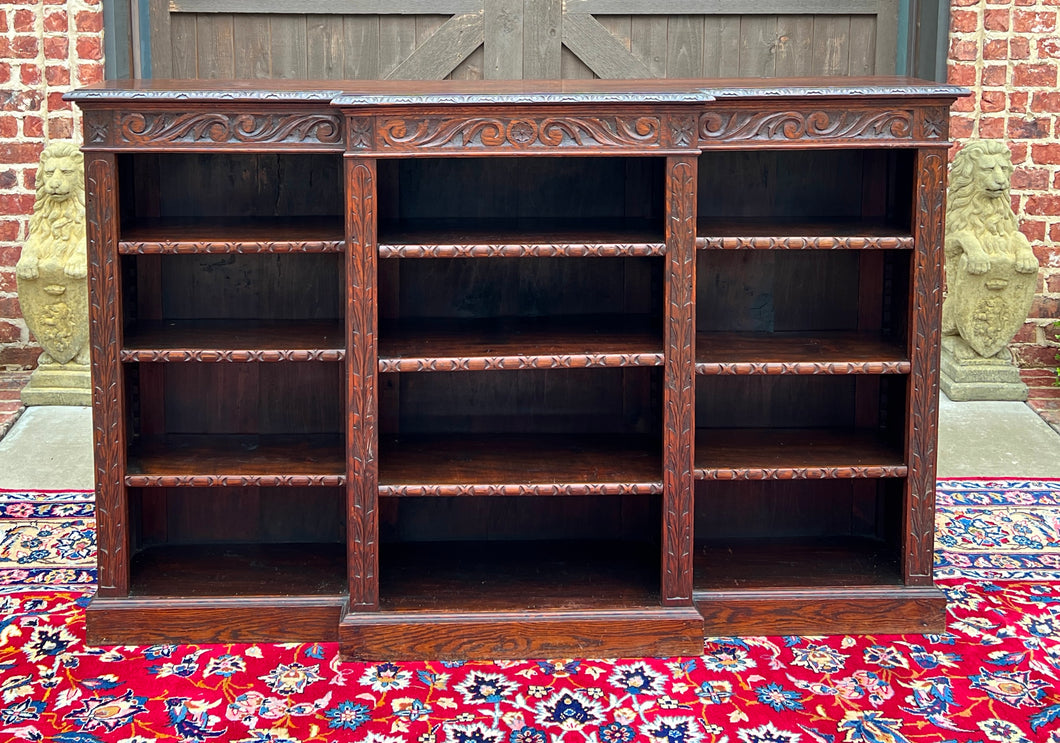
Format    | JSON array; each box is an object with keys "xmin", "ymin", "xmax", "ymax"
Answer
[
  {"xmin": 20, "ymin": 363, "xmax": 92, "ymax": 406},
  {"xmin": 940, "ymin": 335, "xmax": 1028, "ymax": 402}
]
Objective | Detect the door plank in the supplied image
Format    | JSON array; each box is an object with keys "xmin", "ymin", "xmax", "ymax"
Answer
[
  {"xmin": 562, "ymin": 13, "xmax": 652, "ymax": 79},
  {"xmin": 386, "ymin": 13, "xmax": 485, "ymax": 80},
  {"xmin": 524, "ymin": 0, "xmax": 561, "ymax": 79}
]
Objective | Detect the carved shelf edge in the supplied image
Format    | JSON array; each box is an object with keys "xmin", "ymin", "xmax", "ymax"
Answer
[
  {"xmin": 378, "ymin": 243, "xmax": 667, "ymax": 258},
  {"xmin": 697, "ymin": 236, "xmax": 915, "ymax": 251},
  {"xmin": 380, "ymin": 353, "xmax": 664, "ymax": 373},
  {"xmin": 696, "ymin": 361, "xmax": 911, "ymax": 375},
  {"xmin": 121, "ymin": 349, "xmax": 345, "ymax": 363},
  {"xmin": 378, "ymin": 483, "xmax": 664, "ymax": 497},
  {"xmin": 695, "ymin": 465, "xmax": 909, "ymax": 481},
  {"xmin": 125, "ymin": 475, "xmax": 346, "ymax": 487},
  {"xmin": 119, "ymin": 241, "xmax": 345, "ymax": 255}
]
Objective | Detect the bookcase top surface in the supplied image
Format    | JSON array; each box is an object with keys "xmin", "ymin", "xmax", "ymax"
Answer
[{"xmin": 67, "ymin": 77, "xmax": 968, "ymax": 107}]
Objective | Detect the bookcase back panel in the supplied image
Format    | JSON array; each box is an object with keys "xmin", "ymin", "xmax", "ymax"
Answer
[
  {"xmin": 697, "ymin": 252, "xmax": 861, "ymax": 333},
  {"xmin": 379, "ymin": 495, "xmax": 661, "ymax": 544},
  {"xmin": 125, "ymin": 254, "xmax": 345, "ymax": 322},
  {"xmin": 383, "ymin": 368, "xmax": 660, "ymax": 436},
  {"xmin": 697, "ymin": 149, "xmax": 915, "ymax": 226},
  {"xmin": 134, "ymin": 363, "xmax": 344, "ymax": 436},
  {"xmin": 694, "ymin": 479, "xmax": 902, "ymax": 541},
  {"xmin": 378, "ymin": 157, "xmax": 665, "ymax": 225},
  {"xmin": 133, "ymin": 487, "xmax": 345, "ymax": 547},
  {"xmin": 119, "ymin": 153, "xmax": 343, "ymax": 220},
  {"xmin": 384, "ymin": 257, "xmax": 661, "ymax": 320}
]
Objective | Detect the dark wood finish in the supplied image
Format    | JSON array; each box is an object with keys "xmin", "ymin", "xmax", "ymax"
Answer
[
  {"xmin": 347, "ymin": 157, "xmax": 379, "ymax": 611},
  {"xmin": 379, "ymin": 315, "xmax": 662, "ymax": 372},
  {"xmin": 126, "ymin": 434, "xmax": 345, "ymax": 486},
  {"xmin": 379, "ymin": 220, "xmax": 665, "ymax": 258},
  {"xmin": 695, "ymin": 586, "xmax": 946, "ymax": 637},
  {"xmin": 695, "ymin": 428, "xmax": 906, "ymax": 480},
  {"xmin": 122, "ymin": 320, "xmax": 345, "ymax": 362},
  {"xmin": 119, "ymin": 216, "xmax": 345, "ymax": 253},
  {"xmin": 697, "ymin": 219, "xmax": 914, "ymax": 250},
  {"xmin": 86, "ymin": 152, "xmax": 128, "ymax": 598},
  {"xmin": 72, "ymin": 78, "xmax": 965, "ymax": 655},
  {"xmin": 696, "ymin": 332, "xmax": 909, "ymax": 375},
  {"xmin": 340, "ymin": 608, "xmax": 704, "ymax": 661},
  {"xmin": 87, "ymin": 596, "xmax": 345, "ymax": 644},
  {"xmin": 379, "ymin": 434, "xmax": 662, "ymax": 496},
  {"xmin": 905, "ymin": 147, "xmax": 947, "ymax": 586}
]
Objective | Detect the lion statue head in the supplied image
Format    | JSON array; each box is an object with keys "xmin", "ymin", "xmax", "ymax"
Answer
[
  {"xmin": 16, "ymin": 142, "xmax": 87, "ymax": 281},
  {"xmin": 947, "ymin": 140, "xmax": 1019, "ymax": 239}
]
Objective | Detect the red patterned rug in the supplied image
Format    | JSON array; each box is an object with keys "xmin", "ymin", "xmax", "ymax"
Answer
[{"xmin": 1, "ymin": 480, "xmax": 1059, "ymax": 743}]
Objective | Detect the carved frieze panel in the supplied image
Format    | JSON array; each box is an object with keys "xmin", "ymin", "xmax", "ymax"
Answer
[
  {"xmin": 113, "ymin": 111, "xmax": 344, "ymax": 149},
  {"xmin": 699, "ymin": 108, "xmax": 917, "ymax": 144},
  {"xmin": 377, "ymin": 115, "xmax": 664, "ymax": 152}
]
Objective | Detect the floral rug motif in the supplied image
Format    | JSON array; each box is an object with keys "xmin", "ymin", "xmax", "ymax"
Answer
[
  {"xmin": 0, "ymin": 489, "xmax": 95, "ymax": 588},
  {"xmin": 0, "ymin": 481, "xmax": 1058, "ymax": 743}
]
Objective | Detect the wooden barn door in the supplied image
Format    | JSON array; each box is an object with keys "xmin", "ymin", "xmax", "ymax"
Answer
[{"xmin": 147, "ymin": 0, "xmax": 899, "ymax": 80}]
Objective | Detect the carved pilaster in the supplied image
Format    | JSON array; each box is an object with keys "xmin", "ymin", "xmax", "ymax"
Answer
[
  {"xmin": 86, "ymin": 154, "xmax": 127, "ymax": 597},
  {"xmin": 662, "ymin": 155, "xmax": 696, "ymax": 606},
  {"xmin": 906, "ymin": 148, "xmax": 947, "ymax": 585},
  {"xmin": 346, "ymin": 158, "xmax": 379, "ymax": 609}
]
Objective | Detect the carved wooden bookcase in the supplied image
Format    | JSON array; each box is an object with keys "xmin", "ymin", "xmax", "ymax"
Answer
[{"xmin": 70, "ymin": 78, "xmax": 966, "ymax": 660}]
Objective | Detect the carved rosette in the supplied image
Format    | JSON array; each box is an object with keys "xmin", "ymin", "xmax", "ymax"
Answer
[
  {"xmin": 86, "ymin": 155, "xmax": 127, "ymax": 596},
  {"xmin": 699, "ymin": 109, "xmax": 915, "ymax": 143},
  {"xmin": 118, "ymin": 111, "xmax": 343, "ymax": 148},
  {"xmin": 907, "ymin": 149, "xmax": 946, "ymax": 584},
  {"xmin": 379, "ymin": 115, "xmax": 663, "ymax": 152},
  {"xmin": 915, "ymin": 107, "xmax": 948, "ymax": 140}
]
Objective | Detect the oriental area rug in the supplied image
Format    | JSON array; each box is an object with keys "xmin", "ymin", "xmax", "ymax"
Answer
[{"xmin": 0, "ymin": 479, "xmax": 1058, "ymax": 743}]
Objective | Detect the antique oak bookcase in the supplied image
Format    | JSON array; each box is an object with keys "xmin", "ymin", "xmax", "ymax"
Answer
[{"xmin": 70, "ymin": 78, "xmax": 965, "ymax": 660}]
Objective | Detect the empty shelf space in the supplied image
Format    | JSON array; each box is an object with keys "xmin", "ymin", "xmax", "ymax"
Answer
[
  {"xmin": 119, "ymin": 216, "xmax": 345, "ymax": 253},
  {"xmin": 379, "ymin": 434, "xmax": 662, "ymax": 495},
  {"xmin": 128, "ymin": 543, "xmax": 347, "ymax": 597},
  {"xmin": 695, "ymin": 428, "xmax": 906, "ymax": 479},
  {"xmin": 379, "ymin": 540, "xmax": 659, "ymax": 612},
  {"xmin": 122, "ymin": 320, "xmax": 345, "ymax": 362},
  {"xmin": 380, "ymin": 315, "xmax": 663, "ymax": 372},
  {"xmin": 696, "ymin": 332, "xmax": 909, "ymax": 375},
  {"xmin": 126, "ymin": 435, "xmax": 345, "ymax": 486},
  {"xmin": 694, "ymin": 537, "xmax": 902, "ymax": 591},
  {"xmin": 378, "ymin": 219, "xmax": 665, "ymax": 257},
  {"xmin": 696, "ymin": 219, "xmax": 913, "ymax": 250}
]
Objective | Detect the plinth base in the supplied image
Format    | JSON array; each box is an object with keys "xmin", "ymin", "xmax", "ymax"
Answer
[
  {"xmin": 940, "ymin": 336, "xmax": 1028, "ymax": 402},
  {"xmin": 20, "ymin": 363, "xmax": 91, "ymax": 406}
]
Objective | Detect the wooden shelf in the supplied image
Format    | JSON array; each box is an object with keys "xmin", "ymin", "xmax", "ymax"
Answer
[
  {"xmin": 122, "ymin": 320, "xmax": 345, "ymax": 362},
  {"xmin": 128, "ymin": 542, "xmax": 346, "ymax": 597},
  {"xmin": 379, "ymin": 219, "xmax": 665, "ymax": 258},
  {"xmin": 379, "ymin": 434, "xmax": 662, "ymax": 496},
  {"xmin": 695, "ymin": 428, "xmax": 905, "ymax": 479},
  {"xmin": 696, "ymin": 332, "xmax": 908, "ymax": 375},
  {"xmin": 126, "ymin": 435, "xmax": 345, "ymax": 486},
  {"xmin": 694, "ymin": 536, "xmax": 900, "ymax": 591},
  {"xmin": 696, "ymin": 219, "xmax": 913, "ymax": 250},
  {"xmin": 380, "ymin": 315, "xmax": 663, "ymax": 372},
  {"xmin": 119, "ymin": 216, "xmax": 345, "ymax": 253}
]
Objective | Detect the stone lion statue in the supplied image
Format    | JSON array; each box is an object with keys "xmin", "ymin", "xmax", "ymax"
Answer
[
  {"xmin": 942, "ymin": 140, "xmax": 1038, "ymax": 359},
  {"xmin": 15, "ymin": 142, "xmax": 89, "ymax": 366}
]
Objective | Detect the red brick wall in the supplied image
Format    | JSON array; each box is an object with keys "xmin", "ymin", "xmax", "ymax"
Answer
[
  {"xmin": 0, "ymin": 0, "xmax": 103, "ymax": 369},
  {"xmin": 949, "ymin": 0, "xmax": 1060, "ymax": 370}
]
